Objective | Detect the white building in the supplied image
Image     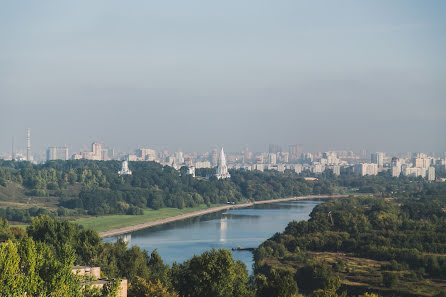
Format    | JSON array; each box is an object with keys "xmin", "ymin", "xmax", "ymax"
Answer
[
  {"xmin": 312, "ymin": 163, "xmax": 325, "ymax": 174},
  {"xmin": 403, "ymin": 166, "xmax": 426, "ymax": 178},
  {"xmin": 355, "ymin": 163, "xmax": 378, "ymax": 176},
  {"xmin": 187, "ymin": 166, "xmax": 195, "ymax": 177},
  {"xmin": 215, "ymin": 148, "xmax": 231, "ymax": 179},
  {"xmin": 195, "ymin": 161, "xmax": 212, "ymax": 168},
  {"xmin": 427, "ymin": 167, "xmax": 435, "ymax": 181},
  {"xmin": 118, "ymin": 160, "xmax": 132, "ymax": 175},
  {"xmin": 371, "ymin": 152, "xmax": 385, "ymax": 168},
  {"xmin": 332, "ymin": 165, "xmax": 340, "ymax": 176},
  {"xmin": 391, "ymin": 166, "xmax": 401, "ymax": 177},
  {"xmin": 268, "ymin": 153, "xmax": 277, "ymax": 165}
]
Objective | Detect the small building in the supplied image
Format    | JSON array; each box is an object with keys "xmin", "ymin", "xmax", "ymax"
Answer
[
  {"xmin": 72, "ymin": 266, "xmax": 127, "ymax": 297},
  {"xmin": 118, "ymin": 160, "xmax": 132, "ymax": 175}
]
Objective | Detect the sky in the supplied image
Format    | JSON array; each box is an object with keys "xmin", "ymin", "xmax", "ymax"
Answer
[{"xmin": 1, "ymin": 0, "xmax": 445, "ymax": 155}]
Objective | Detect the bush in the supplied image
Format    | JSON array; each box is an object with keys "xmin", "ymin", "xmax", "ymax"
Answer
[{"xmin": 382, "ymin": 271, "xmax": 398, "ymax": 288}]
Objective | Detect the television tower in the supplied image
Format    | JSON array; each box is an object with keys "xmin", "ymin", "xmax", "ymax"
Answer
[
  {"xmin": 11, "ymin": 136, "xmax": 15, "ymax": 161},
  {"xmin": 26, "ymin": 128, "xmax": 31, "ymax": 161}
]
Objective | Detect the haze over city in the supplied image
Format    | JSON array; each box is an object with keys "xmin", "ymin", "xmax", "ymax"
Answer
[{"xmin": 1, "ymin": 1, "xmax": 445, "ymax": 154}]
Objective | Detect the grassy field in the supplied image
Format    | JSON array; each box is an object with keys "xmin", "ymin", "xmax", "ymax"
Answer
[{"xmin": 74, "ymin": 204, "xmax": 224, "ymax": 233}]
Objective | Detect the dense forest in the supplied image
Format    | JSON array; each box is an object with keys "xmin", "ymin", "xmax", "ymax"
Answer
[
  {"xmin": 0, "ymin": 160, "xmax": 438, "ymax": 223},
  {"xmin": 254, "ymin": 184, "xmax": 446, "ymax": 296}
]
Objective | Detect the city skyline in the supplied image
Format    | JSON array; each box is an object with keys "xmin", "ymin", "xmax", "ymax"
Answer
[
  {"xmin": 2, "ymin": 129, "xmax": 446, "ymax": 161},
  {"xmin": 1, "ymin": 1, "xmax": 445, "ymax": 154}
]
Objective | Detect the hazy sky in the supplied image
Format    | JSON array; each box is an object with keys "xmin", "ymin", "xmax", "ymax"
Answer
[{"xmin": 1, "ymin": 0, "xmax": 445, "ymax": 155}]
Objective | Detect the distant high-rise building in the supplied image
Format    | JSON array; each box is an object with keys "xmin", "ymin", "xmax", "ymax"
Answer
[
  {"xmin": 26, "ymin": 128, "xmax": 31, "ymax": 161},
  {"xmin": 11, "ymin": 136, "xmax": 15, "ymax": 161},
  {"xmin": 215, "ymin": 148, "xmax": 231, "ymax": 179},
  {"xmin": 137, "ymin": 148, "xmax": 156, "ymax": 161},
  {"xmin": 243, "ymin": 147, "xmax": 252, "ymax": 161},
  {"xmin": 332, "ymin": 165, "xmax": 341, "ymax": 176},
  {"xmin": 269, "ymin": 144, "xmax": 282, "ymax": 154},
  {"xmin": 92, "ymin": 142, "xmax": 102, "ymax": 160},
  {"xmin": 371, "ymin": 152, "xmax": 385, "ymax": 168},
  {"xmin": 427, "ymin": 167, "xmax": 435, "ymax": 181},
  {"xmin": 47, "ymin": 147, "xmax": 69, "ymax": 161},
  {"xmin": 175, "ymin": 151, "xmax": 184, "ymax": 164},
  {"xmin": 391, "ymin": 157, "xmax": 401, "ymax": 177},
  {"xmin": 360, "ymin": 149, "xmax": 367, "ymax": 160},
  {"xmin": 302, "ymin": 153, "xmax": 313, "ymax": 164},
  {"xmin": 414, "ymin": 157, "xmax": 431, "ymax": 168},
  {"xmin": 268, "ymin": 153, "xmax": 277, "ymax": 165},
  {"xmin": 211, "ymin": 149, "xmax": 218, "ymax": 167},
  {"xmin": 355, "ymin": 163, "xmax": 378, "ymax": 176},
  {"xmin": 324, "ymin": 152, "xmax": 339, "ymax": 165},
  {"xmin": 289, "ymin": 144, "xmax": 303, "ymax": 160}
]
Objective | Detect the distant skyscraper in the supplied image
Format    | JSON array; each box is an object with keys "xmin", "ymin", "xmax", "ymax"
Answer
[
  {"xmin": 211, "ymin": 148, "xmax": 218, "ymax": 167},
  {"xmin": 92, "ymin": 142, "xmax": 102, "ymax": 160},
  {"xmin": 47, "ymin": 147, "xmax": 69, "ymax": 161},
  {"xmin": 427, "ymin": 167, "xmax": 435, "ymax": 181},
  {"xmin": 269, "ymin": 144, "xmax": 282, "ymax": 154},
  {"xmin": 243, "ymin": 147, "xmax": 252, "ymax": 161},
  {"xmin": 26, "ymin": 128, "xmax": 31, "ymax": 161},
  {"xmin": 289, "ymin": 144, "xmax": 303, "ymax": 160},
  {"xmin": 333, "ymin": 165, "xmax": 341, "ymax": 176},
  {"xmin": 371, "ymin": 152, "xmax": 385, "ymax": 168},
  {"xmin": 215, "ymin": 148, "xmax": 231, "ymax": 179},
  {"xmin": 11, "ymin": 136, "xmax": 15, "ymax": 161}
]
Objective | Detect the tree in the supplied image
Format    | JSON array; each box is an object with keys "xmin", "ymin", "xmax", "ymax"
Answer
[
  {"xmin": 119, "ymin": 245, "xmax": 150, "ymax": 282},
  {"xmin": 171, "ymin": 249, "xmax": 250, "ymax": 297},
  {"xmin": 128, "ymin": 277, "xmax": 179, "ymax": 297},
  {"xmin": 147, "ymin": 249, "xmax": 170, "ymax": 285},
  {"xmin": 0, "ymin": 240, "xmax": 24, "ymax": 296},
  {"xmin": 0, "ymin": 238, "xmax": 83, "ymax": 297},
  {"xmin": 382, "ymin": 272, "xmax": 398, "ymax": 288},
  {"xmin": 256, "ymin": 269, "xmax": 298, "ymax": 297}
]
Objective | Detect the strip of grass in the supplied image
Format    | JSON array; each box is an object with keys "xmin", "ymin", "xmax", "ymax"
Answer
[{"xmin": 74, "ymin": 204, "xmax": 224, "ymax": 233}]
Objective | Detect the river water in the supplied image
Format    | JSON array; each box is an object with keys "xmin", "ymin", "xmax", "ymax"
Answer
[{"xmin": 106, "ymin": 200, "xmax": 320, "ymax": 274}]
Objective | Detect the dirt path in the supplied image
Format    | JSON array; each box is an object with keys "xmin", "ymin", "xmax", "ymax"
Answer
[{"xmin": 99, "ymin": 195, "xmax": 347, "ymax": 238}]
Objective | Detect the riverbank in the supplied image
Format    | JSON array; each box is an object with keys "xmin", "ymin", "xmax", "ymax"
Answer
[
  {"xmin": 75, "ymin": 204, "xmax": 225, "ymax": 233},
  {"xmin": 98, "ymin": 195, "xmax": 348, "ymax": 238}
]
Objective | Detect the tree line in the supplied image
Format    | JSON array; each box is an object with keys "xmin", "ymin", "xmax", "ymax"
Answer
[{"xmin": 1, "ymin": 159, "xmax": 442, "ymax": 222}]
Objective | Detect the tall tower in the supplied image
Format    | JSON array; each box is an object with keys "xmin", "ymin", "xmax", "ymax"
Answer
[
  {"xmin": 11, "ymin": 136, "xmax": 15, "ymax": 161},
  {"xmin": 215, "ymin": 147, "xmax": 231, "ymax": 179},
  {"xmin": 26, "ymin": 128, "xmax": 31, "ymax": 161}
]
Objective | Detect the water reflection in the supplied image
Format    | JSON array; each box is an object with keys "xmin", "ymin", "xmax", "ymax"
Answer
[{"xmin": 219, "ymin": 217, "xmax": 227, "ymax": 243}]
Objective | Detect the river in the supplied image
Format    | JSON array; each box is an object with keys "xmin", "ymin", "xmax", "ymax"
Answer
[{"xmin": 105, "ymin": 199, "xmax": 320, "ymax": 274}]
